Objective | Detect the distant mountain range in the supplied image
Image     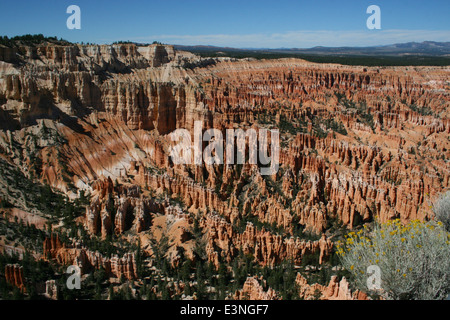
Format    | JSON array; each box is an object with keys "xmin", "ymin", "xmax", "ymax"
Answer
[{"xmin": 175, "ymin": 41, "xmax": 450, "ymax": 57}]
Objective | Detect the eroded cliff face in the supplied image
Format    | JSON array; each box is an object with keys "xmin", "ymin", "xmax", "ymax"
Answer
[
  {"xmin": 233, "ymin": 276, "xmax": 279, "ymax": 300},
  {"xmin": 43, "ymin": 233, "xmax": 137, "ymax": 280},
  {"xmin": 232, "ymin": 273, "xmax": 369, "ymax": 301},
  {"xmin": 4, "ymin": 264, "xmax": 26, "ymax": 293},
  {"xmin": 0, "ymin": 43, "xmax": 449, "ymax": 299},
  {"xmin": 295, "ymin": 273, "xmax": 368, "ymax": 300}
]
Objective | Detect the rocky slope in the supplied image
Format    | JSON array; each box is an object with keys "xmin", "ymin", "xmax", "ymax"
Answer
[{"xmin": 0, "ymin": 41, "xmax": 448, "ymax": 300}]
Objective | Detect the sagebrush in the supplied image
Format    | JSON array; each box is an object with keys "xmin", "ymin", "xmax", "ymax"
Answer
[
  {"xmin": 434, "ymin": 191, "xmax": 450, "ymax": 232},
  {"xmin": 337, "ymin": 219, "xmax": 450, "ymax": 300}
]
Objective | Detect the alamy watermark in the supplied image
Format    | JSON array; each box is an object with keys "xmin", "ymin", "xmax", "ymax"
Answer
[
  {"xmin": 366, "ymin": 265, "xmax": 382, "ymax": 291},
  {"xmin": 66, "ymin": 5, "xmax": 379, "ymax": 32},
  {"xmin": 367, "ymin": 5, "xmax": 381, "ymax": 30},
  {"xmin": 66, "ymin": 265, "xmax": 81, "ymax": 290},
  {"xmin": 169, "ymin": 121, "xmax": 280, "ymax": 175},
  {"xmin": 66, "ymin": 5, "xmax": 81, "ymax": 30}
]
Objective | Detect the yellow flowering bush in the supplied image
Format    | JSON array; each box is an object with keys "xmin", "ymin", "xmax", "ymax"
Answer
[{"xmin": 336, "ymin": 219, "xmax": 450, "ymax": 300}]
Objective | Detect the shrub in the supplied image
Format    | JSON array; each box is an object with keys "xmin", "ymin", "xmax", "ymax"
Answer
[
  {"xmin": 336, "ymin": 219, "xmax": 450, "ymax": 300},
  {"xmin": 434, "ymin": 191, "xmax": 450, "ymax": 232}
]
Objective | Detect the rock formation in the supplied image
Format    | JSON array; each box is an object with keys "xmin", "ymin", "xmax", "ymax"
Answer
[
  {"xmin": 5, "ymin": 264, "xmax": 26, "ymax": 293},
  {"xmin": 234, "ymin": 277, "xmax": 279, "ymax": 300},
  {"xmin": 43, "ymin": 234, "xmax": 138, "ymax": 280},
  {"xmin": 295, "ymin": 273, "xmax": 368, "ymax": 300},
  {"xmin": 1, "ymin": 41, "xmax": 448, "ymax": 299},
  {"xmin": 45, "ymin": 280, "xmax": 58, "ymax": 300}
]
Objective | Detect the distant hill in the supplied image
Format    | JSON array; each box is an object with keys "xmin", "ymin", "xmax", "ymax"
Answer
[
  {"xmin": 273, "ymin": 41, "xmax": 450, "ymax": 56},
  {"xmin": 175, "ymin": 41, "xmax": 450, "ymax": 57},
  {"xmin": 1, "ymin": 35, "xmax": 448, "ymax": 66},
  {"xmin": 174, "ymin": 41, "xmax": 450, "ymax": 66}
]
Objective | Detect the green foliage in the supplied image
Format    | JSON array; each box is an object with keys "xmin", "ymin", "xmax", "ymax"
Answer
[
  {"xmin": 336, "ymin": 97, "xmax": 375, "ymax": 131},
  {"xmin": 311, "ymin": 117, "xmax": 348, "ymax": 137},
  {"xmin": 0, "ymin": 251, "xmax": 55, "ymax": 300},
  {"xmin": 112, "ymin": 40, "xmax": 134, "ymax": 45},
  {"xmin": 359, "ymin": 112, "xmax": 374, "ymax": 130},
  {"xmin": 190, "ymin": 49, "xmax": 450, "ymax": 66},
  {"xmin": 409, "ymin": 104, "xmax": 434, "ymax": 116},
  {"xmin": 337, "ymin": 220, "xmax": 450, "ymax": 300},
  {"xmin": 0, "ymin": 158, "xmax": 85, "ymax": 225},
  {"xmin": 181, "ymin": 58, "xmax": 217, "ymax": 70},
  {"xmin": 278, "ymin": 118, "xmax": 302, "ymax": 135},
  {"xmin": 434, "ymin": 191, "xmax": 450, "ymax": 232},
  {"xmin": 261, "ymin": 261, "xmax": 299, "ymax": 300},
  {"xmin": 0, "ymin": 34, "xmax": 70, "ymax": 47},
  {"xmin": 325, "ymin": 118, "xmax": 348, "ymax": 135}
]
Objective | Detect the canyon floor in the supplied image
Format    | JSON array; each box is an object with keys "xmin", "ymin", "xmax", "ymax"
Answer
[{"xmin": 0, "ymin": 40, "xmax": 448, "ymax": 300}]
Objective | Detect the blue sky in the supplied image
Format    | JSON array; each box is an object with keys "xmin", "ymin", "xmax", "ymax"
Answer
[{"xmin": 0, "ymin": 0, "xmax": 449, "ymax": 48}]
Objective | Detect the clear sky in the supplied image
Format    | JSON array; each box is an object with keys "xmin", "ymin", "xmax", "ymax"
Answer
[{"xmin": 0, "ymin": 0, "xmax": 449, "ymax": 48}]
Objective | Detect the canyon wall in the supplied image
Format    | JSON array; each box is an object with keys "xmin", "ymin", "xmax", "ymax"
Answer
[{"xmin": 1, "ymin": 43, "xmax": 448, "ymax": 299}]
